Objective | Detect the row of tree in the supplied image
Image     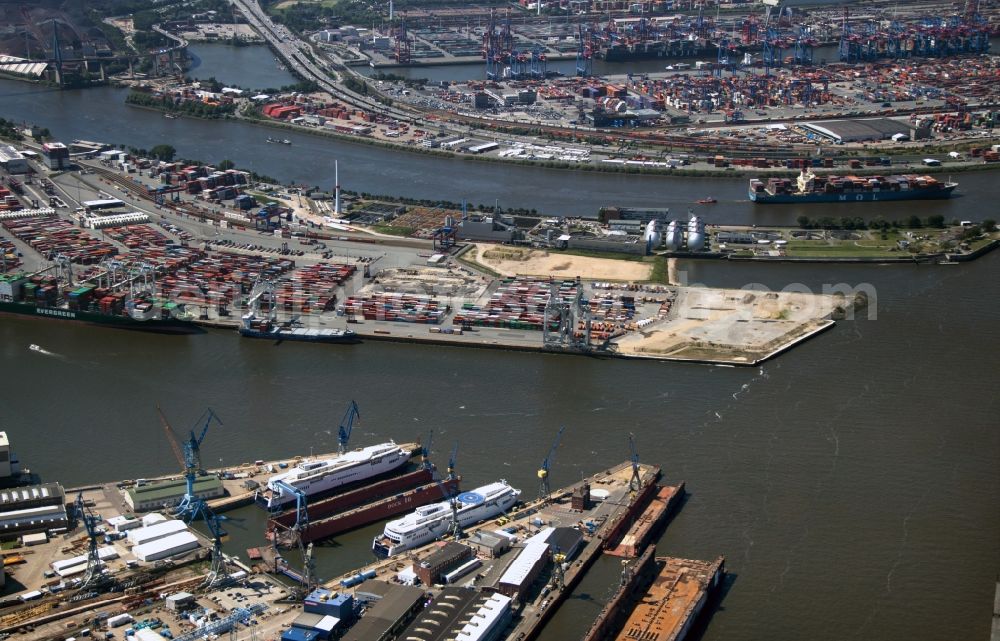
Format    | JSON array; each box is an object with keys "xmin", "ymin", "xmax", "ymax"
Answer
[
  {"xmin": 796, "ymin": 214, "xmax": 952, "ymax": 230},
  {"xmin": 125, "ymin": 90, "xmax": 236, "ymax": 119}
]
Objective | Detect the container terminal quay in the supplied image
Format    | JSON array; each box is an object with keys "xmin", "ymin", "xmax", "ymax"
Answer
[
  {"xmin": 4, "ymin": 0, "xmax": 1000, "ymax": 174},
  {"xmin": 0, "ymin": 422, "xmax": 724, "ymax": 641},
  {"xmin": 0, "ymin": 146, "xmax": 901, "ymax": 367},
  {"xmin": 108, "ymin": 0, "xmax": 1000, "ymax": 174}
]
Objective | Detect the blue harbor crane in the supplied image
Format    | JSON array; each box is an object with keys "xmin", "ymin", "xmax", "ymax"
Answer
[
  {"xmin": 157, "ymin": 407, "xmax": 233, "ymax": 588},
  {"xmin": 420, "ymin": 429, "xmax": 434, "ymax": 470},
  {"xmin": 157, "ymin": 405, "xmax": 222, "ymax": 521},
  {"xmin": 338, "ymin": 400, "xmax": 360, "ymax": 455},
  {"xmin": 444, "ymin": 442, "xmax": 464, "ymax": 539},
  {"xmin": 270, "ymin": 480, "xmax": 317, "ymax": 596},
  {"xmin": 74, "ymin": 492, "xmax": 111, "ymax": 591},
  {"xmin": 274, "ymin": 479, "xmax": 308, "ymax": 535},
  {"xmin": 628, "ymin": 432, "xmax": 642, "ymax": 493},
  {"xmin": 537, "ymin": 426, "xmax": 566, "ymax": 504}
]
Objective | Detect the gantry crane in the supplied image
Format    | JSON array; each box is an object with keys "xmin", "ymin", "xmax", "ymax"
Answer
[
  {"xmin": 272, "ymin": 479, "xmax": 316, "ymax": 597},
  {"xmin": 338, "ymin": 400, "xmax": 360, "ymax": 455},
  {"xmin": 537, "ymin": 426, "xmax": 565, "ymax": 504},
  {"xmin": 628, "ymin": 432, "xmax": 642, "ymax": 493}
]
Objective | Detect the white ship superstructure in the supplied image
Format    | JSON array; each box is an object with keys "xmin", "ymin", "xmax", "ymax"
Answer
[
  {"xmin": 372, "ymin": 480, "xmax": 521, "ymax": 557},
  {"xmin": 262, "ymin": 442, "xmax": 408, "ymax": 509}
]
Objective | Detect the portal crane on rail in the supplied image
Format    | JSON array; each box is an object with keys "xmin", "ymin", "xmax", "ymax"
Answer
[
  {"xmin": 75, "ymin": 492, "xmax": 111, "ymax": 591},
  {"xmin": 157, "ymin": 405, "xmax": 222, "ymax": 521},
  {"xmin": 537, "ymin": 426, "xmax": 566, "ymax": 504},
  {"xmin": 157, "ymin": 407, "xmax": 234, "ymax": 587}
]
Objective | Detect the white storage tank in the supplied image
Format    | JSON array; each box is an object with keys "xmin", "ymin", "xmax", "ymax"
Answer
[
  {"xmin": 664, "ymin": 220, "xmax": 682, "ymax": 251},
  {"xmin": 687, "ymin": 215, "xmax": 706, "ymax": 251},
  {"xmin": 643, "ymin": 219, "xmax": 662, "ymax": 250}
]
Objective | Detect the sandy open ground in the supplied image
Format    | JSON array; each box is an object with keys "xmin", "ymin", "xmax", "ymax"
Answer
[
  {"xmin": 471, "ymin": 244, "xmax": 653, "ymax": 281},
  {"xmin": 614, "ymin": 287, "xmax": 844, "ymax": 363}
]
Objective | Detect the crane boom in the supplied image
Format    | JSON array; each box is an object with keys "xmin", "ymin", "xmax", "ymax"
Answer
[
  {"xmin": 157, "ymin": 404, "xmax": 186, "ymax": 469},
  {"xmin": 628, "ymin": 432, "xmax": 642, "ymax": 492},
  {"xmin": 421, "ymin": 429, "xmax": 434, "ymax": 470},
  {"xmin": 338, "ymin": 400, "xmax": 360, "ymax": 455},
  {"xmin": 447, "ymin": 442, "xmax": 459, "ymax": 480},
  {"xmin": 537, "ymin": 426, "xmax": 566, "ymax": 503}
]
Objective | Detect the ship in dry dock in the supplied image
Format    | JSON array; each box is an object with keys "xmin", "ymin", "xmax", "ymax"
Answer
[
  {"xmin": 266, "ymin": 466, "xmax": 460, "ymax": 545},
  {"xmin": 258, "ymin": 442, "xmax": 410, "ymax": 510}
]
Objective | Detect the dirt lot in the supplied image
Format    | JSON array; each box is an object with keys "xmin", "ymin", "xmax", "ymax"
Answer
[
  {"xmin": 613, "ymin": 287, "xmax": 844, "ymax": 364},
  {"xmin": 471, "ymin": 244, "xmax": 653, "ymax": 281}
]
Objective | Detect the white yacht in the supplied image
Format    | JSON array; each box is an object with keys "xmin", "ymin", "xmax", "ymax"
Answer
[
  {"xmin": 261, "ymin": 442, "xmax": 409, "ymax": 509},
  {"xmin": 372, "ymin": 480, "xmax": 521, "ymax": 557}
]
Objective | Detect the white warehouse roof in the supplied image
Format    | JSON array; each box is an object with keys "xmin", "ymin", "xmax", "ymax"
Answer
[
  {"xmin": 133, "ymin": 531, "xmax": 200, "ymax": 562},
  {"xmin": 128, "ymin": 519, "xmax": 188, "ymax": 545}
]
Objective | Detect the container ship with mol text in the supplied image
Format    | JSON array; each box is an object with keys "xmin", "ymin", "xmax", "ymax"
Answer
[
  {"xmin": 258, "ymin": 442, "xmax": 410, "ymax": 510},
  {"xmin": 239, "ymin": 277, "xmax": 358, "ymax": 344},
  {"xmin": 0, "ymin": 271, "xmax": 199, "ymax": 334},
  {"xmin": 372, "ymin": 480, "xmax": 521, "ymax": 557},
  {"xmin": 749, "ymin": 169, "xmax": 957, "ymax": 204}
]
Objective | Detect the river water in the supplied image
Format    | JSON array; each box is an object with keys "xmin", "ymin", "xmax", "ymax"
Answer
[
  {"xmin": 1, "ymin": 255, "xmax": 997, "ymax": 641},
  {"xmin": 1, "ymin": 44, "xmax": 998, "ymax": 641},
  {"xmin": 1, "ymin": 44, "xmax": 997, "ymax": 221}
]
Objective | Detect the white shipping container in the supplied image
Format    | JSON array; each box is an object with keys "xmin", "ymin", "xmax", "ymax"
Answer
[{"xmin": 133, "ymin": 532, "xmax": 200, "ymax": 562}]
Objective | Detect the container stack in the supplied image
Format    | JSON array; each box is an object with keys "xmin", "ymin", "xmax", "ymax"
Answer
[
  {"xmin": 452, "ymin": 277, "xmax": 578, "ymax": 331},
  {"xmin": 342, "ymin": 292, "xmax": 445, "ymax": 324},
  {"xmin": 2, "ymin": 215, "xmax": 118, "ymax": 264}
]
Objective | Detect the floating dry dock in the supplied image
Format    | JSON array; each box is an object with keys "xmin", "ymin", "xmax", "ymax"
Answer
[{"xmin": 585, "ymin": 552, "xmax": 726, "ymax": 641}]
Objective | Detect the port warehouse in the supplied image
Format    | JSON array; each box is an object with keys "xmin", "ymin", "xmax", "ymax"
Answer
[
  {"xmin": 800, "ymin": 117, "xmax": 915, "ymax": 143},
  {"xmin": 0, "ymin": 145, "xmax": 29, "ymax": 174},
  {"xmin": 125, "ymin": 476, "xmax": 225, "ymax": 511}
]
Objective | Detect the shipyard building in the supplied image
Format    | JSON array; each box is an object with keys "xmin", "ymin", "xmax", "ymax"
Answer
[
  {"xmin": 342, "ymin": 581, "xmax": 425, "ymax": 641},
  {"xmin": 397, "ymin": 587, "xmax": 512, "ymax": 641},
  {"xmin": 125, "ymin": 476, "xmax": 225, "ymax": 512},
  {"xmin": 0, "ymin": 482, "xmax": 68, "ymax": 536}
]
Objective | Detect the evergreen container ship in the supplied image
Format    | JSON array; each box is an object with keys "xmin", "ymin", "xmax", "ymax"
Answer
[
  {"xmin": 749, "ymin": 170, "xmax": 957, "ymax": 204},
  {"xmin": 0, "ymin": 272, "xmax": 199, "ymax": 334}
]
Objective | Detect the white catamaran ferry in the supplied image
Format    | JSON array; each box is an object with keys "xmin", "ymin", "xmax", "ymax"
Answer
[{"xmin": 372, "ymin": 480, "xmax": 521, "ymax": 557}]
